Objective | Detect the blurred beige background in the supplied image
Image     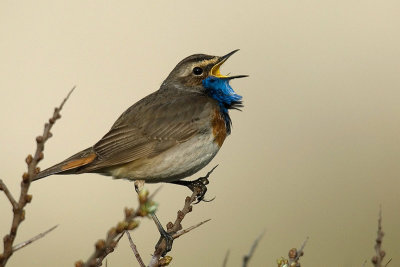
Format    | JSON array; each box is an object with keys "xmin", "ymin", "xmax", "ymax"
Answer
[{"xmin": 1, "ymin": 1, "xmax": 399, "ymax": 266}]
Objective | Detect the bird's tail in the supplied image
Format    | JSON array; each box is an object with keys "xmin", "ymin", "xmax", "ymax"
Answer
[{"xmin": 32, "ymin": 148, "xmax": 97, "ymax": 181}]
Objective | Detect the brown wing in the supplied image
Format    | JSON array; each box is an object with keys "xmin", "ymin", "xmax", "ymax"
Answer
[{"xmin": 79, "ymin": 90, "xmax": 215, "ymax": 172}]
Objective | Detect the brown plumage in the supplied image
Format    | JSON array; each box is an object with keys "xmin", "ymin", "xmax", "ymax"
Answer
[{"xmin": 33, "ymin": 51, "xmax": 245, "ymax": 183}]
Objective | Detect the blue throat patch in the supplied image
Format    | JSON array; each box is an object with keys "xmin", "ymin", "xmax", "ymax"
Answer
[{"xmin": 202, "ymin": 76, "xmax": 243, "ymax": 134}]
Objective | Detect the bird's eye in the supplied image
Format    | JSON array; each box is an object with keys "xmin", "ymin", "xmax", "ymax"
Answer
[{"xmin": 192, "ymin": 67, "xmax": 203, "ymax": 75}]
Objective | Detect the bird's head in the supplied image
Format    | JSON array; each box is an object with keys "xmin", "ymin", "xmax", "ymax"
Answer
[{"xmin": 162, "ymin": 49, "xmax": 247, "ymax": 92}]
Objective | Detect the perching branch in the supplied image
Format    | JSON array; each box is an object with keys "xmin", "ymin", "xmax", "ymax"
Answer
[
  {"xmin": 148, "ymin": 189, "xmax": 210, "ymax": 267},
  {"xmin": 0, "ymin": 87, "xmax": 75, "ymax": 267}
]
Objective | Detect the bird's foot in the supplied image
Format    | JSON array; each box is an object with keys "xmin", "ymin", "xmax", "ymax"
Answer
[
  {"xmin": 186, "ymin": 175, "xmax": 212, "ymax": 204},
  {"xmin": 171, "ymin": 165, "xmax": 218, "ymax": 204},
  {"xmin": 151, "ymin": 213, "xmax": 173, "ymax": 256}
]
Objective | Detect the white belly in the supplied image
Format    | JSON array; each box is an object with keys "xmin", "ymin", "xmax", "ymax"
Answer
[{"xmin": 109, "ymin": 132, "xmax": 220, "ymax": 182}]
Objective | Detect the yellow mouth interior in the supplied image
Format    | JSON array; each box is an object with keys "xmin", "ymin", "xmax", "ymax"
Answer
[{"xmin": 210, "ymin": 59, "xmax": 229, "ymax": 78}]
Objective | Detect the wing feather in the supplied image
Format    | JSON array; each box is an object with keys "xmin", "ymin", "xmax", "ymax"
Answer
[{"xmin": 80, "ymin": 91, "xmax": 215, "ymax": 173}]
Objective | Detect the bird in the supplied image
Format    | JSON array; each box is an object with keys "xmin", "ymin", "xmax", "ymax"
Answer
[{"xmin": 33, "ymin": 50, "xmax": 247, "ymax": 196}]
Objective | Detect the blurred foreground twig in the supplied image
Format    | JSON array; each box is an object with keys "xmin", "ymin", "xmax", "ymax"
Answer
[{"xmin": 243, "ymin": 231, "xmax": 265, "ymax": 267}]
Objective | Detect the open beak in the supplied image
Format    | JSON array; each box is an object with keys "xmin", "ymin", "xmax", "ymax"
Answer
[{"xmin": 210, "ymin": 49, "xmax": 248, "ymax": 79}]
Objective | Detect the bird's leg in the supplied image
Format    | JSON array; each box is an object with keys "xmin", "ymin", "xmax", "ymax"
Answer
[
  {"xmin": 150, "ymin": 213, "xmax": 173, "ymax": 256},
  {"xmin": 134, "ymin": 179, "xmax": 173, "ymax": 255},
  {"xmin": 170, "ymin": 165, "xmax": 218, "ymax": 204}
]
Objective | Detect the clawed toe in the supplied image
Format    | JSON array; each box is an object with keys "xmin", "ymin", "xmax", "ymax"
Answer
[
  {"xmin": 199, "ymin": 196, "xmax": 216, "ymax": 203},
  {"xmin": 171, "ymin": 165, "xmax": 218, "ymax": 204}
]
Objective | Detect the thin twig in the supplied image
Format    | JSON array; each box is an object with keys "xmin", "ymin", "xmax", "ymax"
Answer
[
  {"xmin": 384, "ymin": 258, "xmax": 392, "ymax": 267},
  {"xmin": 278, "ymin": 237, "xmax": 308, "ymax": 267},
  {"xmin": 12, "ymin": 225, "xmax": 58, "ymax": 252},
  {"xmin": 172, "ymin": 219, "xmax": 211, "ymax": 239},
  {"xmin": 0, "ymin": 87, "xmax": 75, "ymax": 267},
  {"xmin": 222, "ymin": 250, "xmax": 230, "ymax": 267},
  {"xmin": 243, "ymin": 231, "xmax": 265, "ymax": 267},
  {"xmin": 295, "ymin": 237, "xmax": 309, "ymax": 261},
  {"xmin": 0, "ymin": 180, "xmax": 18, "ymax": 210},
  {"xmin": 286, "ymin": 237, "xmax": 308, "ymax": 267},
  {"xmin": 148, "ymin": 186, "xmax": 163, "ymax": 201},
  {"xmin": 125, "ymin": 231, "xmax": 145, "ymax": 267}
]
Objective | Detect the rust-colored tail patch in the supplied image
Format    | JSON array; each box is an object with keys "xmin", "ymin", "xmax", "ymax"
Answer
[{"xmin": 61, "ymin": 153, "xmax": 96, "ymax": 171}]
